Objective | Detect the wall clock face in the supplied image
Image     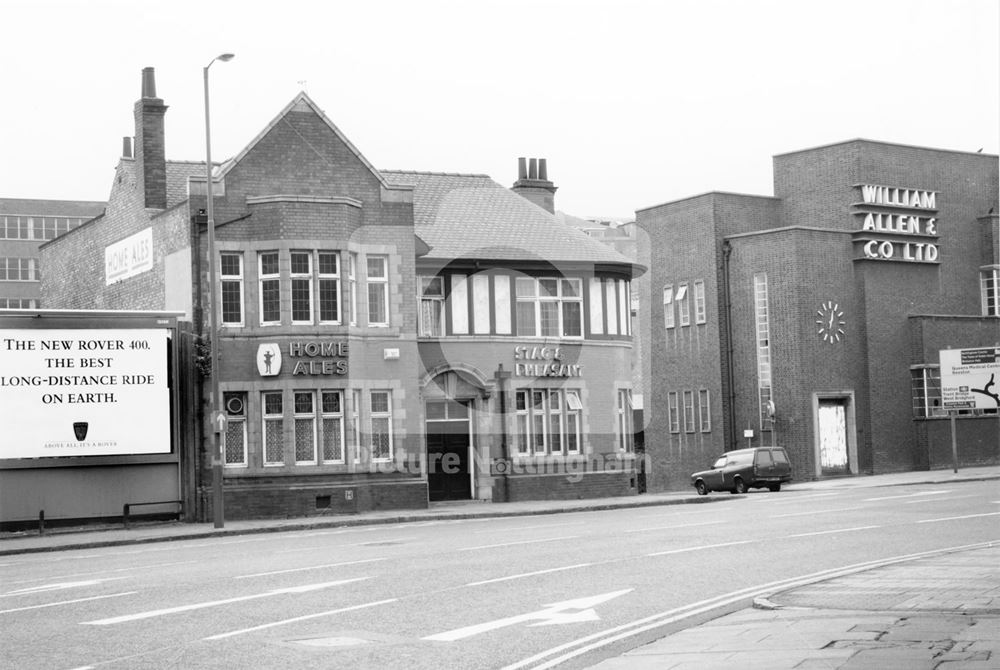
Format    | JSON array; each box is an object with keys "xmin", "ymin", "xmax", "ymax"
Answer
[{"xmin": 816, "ymin": 301, "xmax": 845, "ymax": 343}]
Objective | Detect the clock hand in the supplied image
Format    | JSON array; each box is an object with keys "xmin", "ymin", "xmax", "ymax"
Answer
[{"xmin": 828, "ymin": 313, "xmax": 835, "ymax": 330}]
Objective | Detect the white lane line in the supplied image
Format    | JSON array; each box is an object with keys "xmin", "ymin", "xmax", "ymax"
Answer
[
  {"xmin": 204, "ymin": 598, "xmax": 398, "ymax": 640},
  {"xmin": 904, "ymin": 495, "xmax": 977, "ymax": 504},
  {"xmin": 3, "ymin": 561, "xmax": 198, "ymax": 587},
  {"xmin": 0, "ymin": 592, "xmax": 138, "ymax": 615},
  {"xmin": 472, "ymin": 522, "xmax": 586, "ymax": 534},
  {"xmin": 751, "ymin": 492, "xmax": 840, "ymax": 503},
  {"xmin": 81, "ymin": 577, "xmax": 370, "ymax": 625},
  {"xmin": 864, "ymin": 491, "xmax": 949, "ymax": 502},
  {"xmin": 772, "ymin": 506, "xmax": 867, "ymax": 518},
  {"xmin": 352, "ymin": 536, "xmax": 417, "ymax": 546},
  {"xmin": 646, "ymin": 540, "xmax": 753, "ymax": 557},
  {"xmin": 2, "ymin": 577, "xmax": 129, "ymax": 597},
  {"xmin": 235, "ymin": 558, "xmax": 387, "ymax": 579},
  {"xmin": 466, "ymin": 563, "xmax": 593, "ymax": 587},
  {"xmin": 787, "ymin": 525, "xmax": 881, "ymax": 538},
  {"xmin": 624, "ymin": 520, "xmax": 725, "ymax": 533},
  {"xmin": 917, "ymin": 512, "xmax": 1000, "ymax": 524},
  {"xmin": 459, "ymin": 535, "xmax": 580, "ymax": 552}
]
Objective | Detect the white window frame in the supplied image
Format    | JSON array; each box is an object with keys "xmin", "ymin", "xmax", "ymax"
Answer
[
  {"xmin": 348, "ymin": 252, "xmax": 358, "ymax": 326},
  {"xmin": 290, "ymin": 251, "xmax": 314, "ymax": 325},
  {"xmin": 366, "ymin": 256, "xmax": 389, "ymax": 327},
  {"xmin": 220, "ymin": 252, "xmax": 244, "ymax": 327},
  {"xmin": 514, "ymin": 388, "xmax": 582, "ymax": 455},
  {"xmin": 259, "ymin": 252, "xmax": 281, "ymax": 326},
  {"xmin": 293, "ymin": 391, "xmax": 317, "ymax": 464},
  {"xmin": 321, "ymin": 390, "xmax": 345, "ymax": 463},
  {"xmin": 318, "ymin": 251, "xmax": 341, "ymax": 324},
  {"xmin": 698, "ymin": 389, "xmax": 711, "ymax": 432},
  {"xmin": 350, "ymin": 389, "xmax": 361, "ymax": 464},
  {"xmin": 677, "ymin": 282, "xmax": 690, "ymax": 327},
  {"xmin": 981, "ymin": 267, "xmax": 1000, "ymax": 317},
  {"xmin": 683, "ymin": 390, "xmax": 695, "ymax": 433},
  {"xmin": 369, "ymin": 390, "xmax": 393, "ymax": 462},
  {"xmin": 754, "ymin": 273, "xmax": 773, "ymax": 430},
  {"xmin": 668, "ymin": 391, "xmax": 679, "ymax": 433},
  {"xmin": 515, "ymin": 277, "xmax": 584, "ymax": 339},
  {"xmin": 617, "ymin": 389, "xmax": 634, "ymax": 452},
  {"xmin": 262, "ymin": 391, "xmax": 284, "ymax": 466},
  {"xmin": 694, "ymin": 279, "xmax": 706, "ymax": 324},
  {"xmin": 418, "ymin": 275, "xmax": 445, "ymax": 337},
  {"xmin": 223, "ymin": 392, "xmax": 247, "ymax": 467},
  {"xmin": 663, "ymin": 284, "xmax": 675, "ymax": 329}
]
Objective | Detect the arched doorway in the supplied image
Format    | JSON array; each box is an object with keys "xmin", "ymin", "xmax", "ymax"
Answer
[{"xmin": 423, "ymin": 369, "xmax": 490, "ymax": 502}]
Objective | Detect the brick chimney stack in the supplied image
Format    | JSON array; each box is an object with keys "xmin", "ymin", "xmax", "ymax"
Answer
[
  {"xmin": 134, "ymin": 67, "xmax": 168, "ymax": 209},
  {"xmin": 511, "ymin": 157, "xmax": 557, "ymax": 214}
]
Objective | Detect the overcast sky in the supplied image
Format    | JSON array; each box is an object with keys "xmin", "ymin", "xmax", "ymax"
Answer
[{"xmin": 2, "ymin": 0, "xmax": 997, "ymax": 219}]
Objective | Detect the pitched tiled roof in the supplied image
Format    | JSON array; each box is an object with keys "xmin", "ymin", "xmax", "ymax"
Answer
[
  {"xmin": 166, "ymin": 160, "xmax": 208, "ymax": 208},
  {"xmin": 382, "ymin": 171, "xmax": 636, "ymax": 268}
]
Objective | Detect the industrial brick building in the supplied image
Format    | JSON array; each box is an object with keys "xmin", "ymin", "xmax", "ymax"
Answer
[
  {"xmin": 39, "ymin": 68, "xmax": 641, "ymax": 520},
  {"xmin": 638, "ymin": 140, "xmax": 999, "ymax": 491}
]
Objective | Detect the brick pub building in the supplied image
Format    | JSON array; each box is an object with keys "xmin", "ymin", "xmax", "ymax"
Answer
[
  {"xmin": 40, "ymin": 68, "xmax": 641, "ymax": 520},
  {"xmin": 638, "ymin": 140, "xmax": 999, "ymax": 490}
]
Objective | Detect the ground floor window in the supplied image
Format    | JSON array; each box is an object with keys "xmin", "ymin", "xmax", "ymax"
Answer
[
  {"xmin": 223, "ymin": 392, "xmax": 247, "ymax": 466},
  {"xmin": 263, "ymin": 392, "xmax": 284, "ymax": 465},
  {"xmin": 515, "ymin": 388, "xmax": 582, "ymax": 455},
  {"xmin": 294, "ymin": 391, "xmax": 317, "ymax": 464},
  {"xmin": 369, "ymin": 390, "xmax": 394, "ymax": 461},
  {"xmin": 321, "ymin": 390, "xmax": 345, "ymax": 463},
  {"xmin": 616, "ymin": 389, "xmax": 634, "ymax": 452}
]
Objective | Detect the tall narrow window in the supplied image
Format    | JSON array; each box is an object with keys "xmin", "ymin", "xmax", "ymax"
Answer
[
  {"xmin": 348, "ymin": 253, "xmax": 358, "ymax": 326},
  {"xmin": 321, "ymin": 390, "xmax": 345, "ymax": 463},
  {"xmin": 223, "ymin": 392, "xmax": 247, "ymax": 467},
  {"xmin": 677, "ymin": 283, "xmax": 690, "ymax": 326},
  {"xmin": 617, "ymin": 389, "xmax": 634, "ymax": 452},
  {"xmin": 318, "ymin": 252, "xmax": 341, "ymax": 323},
  {"xmin": 259, "ymin": 252, "xmax": 280, "ymax": 325},
  {"xmin": 366, "ymin": 256, "xmax": 389, "ymax": 326},
  {"xmin": 350, "ymin": 389, "xmax": 361, "ymax": 463},
  {"xmin": 754, "ymin": 273, "xmax": 773, "ymax": 429},
  {"xmin": 515, "ymin": 278, "xmax": 537, "ymax": 336},
  {"xmin": 419, "ymin": 276, "xmax": 445, "ymax": 336},
  {"xmin": 911, "ymin": 366, "xmax": 942, "ymax": 418},
  {"xmin": 663, "ymin": 284, "xmax": 675, "ymax": 329},
  {"xmin": 220, "ymin": 253, "xmax": 244, "ymax": 326},
  {"xmin": 683, "ymin": 390, "xmax": 695, "ymax": 433},
  {"xmin": 668, "ymin": 391, "xmax": 679, "ymax": 433},
  {"xmin": 982, "ymin": 267, "xmax": 1000, "ymax": 317},
  {"xmin": 370, "ymin": 390, "xmax": 393, "ymax": 461},
  {"xmin": 698, "ymin": 389, "xmax": 711, "ymax": 432},
  {"xmin": 290, "ymin": 252, "xmax": 313, "ymax": 324},
  {"xmin": 294, "ymin": 391, "xmax": 317, "ymax": 464},
  {"xmin": 262, "ymin": 391, "xmax": 284, "ymax": 465},
  {"xmin": 694, "ymin": 280, "xmax": 706, "ymax": 324}
]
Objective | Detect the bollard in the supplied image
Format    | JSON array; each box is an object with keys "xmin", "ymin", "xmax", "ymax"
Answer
[{"xmin": 38, "ymin": 510, "xmax": 45, "ymax": 536}]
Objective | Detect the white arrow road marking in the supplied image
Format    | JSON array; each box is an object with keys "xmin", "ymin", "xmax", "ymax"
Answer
[
  {"xmin": 81, "ymin": 577, "xmax": 370, "ymax": 625},
  {"xmin": 2, "ymin": 578, "xmax": 127, "ymax": 597},
  {"xmin": 422, "ymin": 589, "xmax": 633, "ymax": 642}
]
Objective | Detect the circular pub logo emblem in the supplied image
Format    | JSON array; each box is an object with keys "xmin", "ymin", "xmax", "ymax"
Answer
[{"xmin": 256, "ymin": 343, "xmax": 281, "ymax": 376}]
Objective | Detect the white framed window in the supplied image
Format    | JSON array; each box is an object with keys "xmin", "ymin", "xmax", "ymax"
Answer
[
  {"xmin": 982, "ymin": 267, "xmax": 1000, "ymax": 317},
  {"xmin": 259, "ymin": 252, "xmax": 280, "ymax": 325},
  {"xmin": 223, "ymin": 392, "xmax": 247, "ymax": 467},
  {"xmin": 369, "ymin": 390, "xmax": 393, "ymax": 461},
  {"xmin": 668, "ymin": 391, "xmax": 679, "ymax": 433},
  {"xmin": 348, "ymin": 252, "xmax": 358, "ymax": 326},
  {"xmin": 683, "ymin": 390, "xmax": 695, "ymax": 433},
  {"xmin": 293, "ymin": 391, "xmax": 317, "ymax": 464},
  {"xmin": 694, "ymin": 279, "xmax": 706, "ymax": 324},
  {"xmin": 0, "ymin": 297, "xmax": 39, "ymax": 309},
  {"xmin": 290, "ymin": 252, "xmax": 313, "ymax": 324},
  {"xmin": 754, "ymin": 273, "xmax": 773, "ymax": 429},
  {"xmin": 663, "ymin": 284, "xmax": 675, "ymax": 329},
  {"xmin": 321, "ymin": 390, "xmax": 345, "ymax": 463},
  {"xmin": 698, "ymin": 389, "xmax": 711, "ymax": 432},
  {"xmin": 617, "ymin": 389, "xmax": 634, "ymax": 452},
  {"xmin": 419, "ymin": 276, "xmax": 445, "ymax": 336},
  {"xmin": 677, "ymin": 282, "xmax": 690, "ymax": 327},
  {"xmin": 220, "ymin": 253, "xmax": 244, "ymax": 326},
  {"xmin": 262, "ymin": 391, "xmax": 284, "ymax": 465},
  {"xmin": 318, "ymin": 252, "xmax": 341, "ymax": 324},
  {"xmin": 0, "ymin": 257, "xmax": 40, "ymax": 281},
  {"xmin": 366, "ymin": 256, "xmax": 389, "ymax": 326},
  {"xmin": 514, "ymin": 388, "xmax": 582, "ymax": 455},
  {"xmin": 515, "ymin": 277, "xmax": 583, "ymax": 338}
]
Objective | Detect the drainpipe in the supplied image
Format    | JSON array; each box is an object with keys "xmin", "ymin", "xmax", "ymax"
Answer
[
  {"xmin": 722, "ymin": 240, "xmax": 737, "ymax": 450},
  {"xmin": 494, "ymin": 364, "xmax": 512, "ymax": 502}
]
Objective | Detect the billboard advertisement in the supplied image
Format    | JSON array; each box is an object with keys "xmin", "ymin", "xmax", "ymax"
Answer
[
  {"xmin": 0, "ymin": 328, "xmax": 171, "ymax": 458},
  {"xmin": 939, "ymin": 347, "xmax": 1000, "ymax": 410}
]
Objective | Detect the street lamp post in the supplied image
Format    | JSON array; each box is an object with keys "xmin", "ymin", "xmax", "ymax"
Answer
[{"xmin": 204, "ymin": 53, "xmax": 234, "ymax": 529}]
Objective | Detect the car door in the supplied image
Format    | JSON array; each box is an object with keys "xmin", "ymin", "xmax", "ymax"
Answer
[{"xmin": 703, "ymin": 456, "xmax": 727, "ymax": 491}]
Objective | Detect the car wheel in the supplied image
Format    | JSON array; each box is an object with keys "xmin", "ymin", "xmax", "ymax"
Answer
[
  {"xmin": 695, "ymin": 481, "xmax": 708, "ymax": 496},
  {"xmin": 768, "ymin": 483, "xmax": 781, "ymax": 492},
  {"xmin": 733, "ymin": 478, "xmax": 747, "ymax": 494}
]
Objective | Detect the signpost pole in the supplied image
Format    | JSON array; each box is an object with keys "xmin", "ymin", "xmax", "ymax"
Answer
[{"xmin": 949, "ymin": 411, "xmax": 958, "ymax": 474}]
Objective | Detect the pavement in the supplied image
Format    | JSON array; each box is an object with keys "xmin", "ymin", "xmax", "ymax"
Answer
[{"xmin": 2, "ymin": 465, "xmax": 999, "ymax": 669}]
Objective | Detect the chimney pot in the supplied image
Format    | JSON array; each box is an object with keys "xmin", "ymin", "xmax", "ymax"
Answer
[
  {"xmin": 141, "ymin": 67, "xmax": 157, "ymax": 99},
  {"xmin": 528, "ymin": 158, "xmax": 538, "ymax": 180},
  {"xmin": 538, "ymin": 158, "xmax": 548, "ymax": 181},
  {"xmin": 517, "ymin": 157, "xmax": 527, "ymax": 181},
  {"xmin": 122, "ymin": 136, "xmax": 133, "ymax": 158}
]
